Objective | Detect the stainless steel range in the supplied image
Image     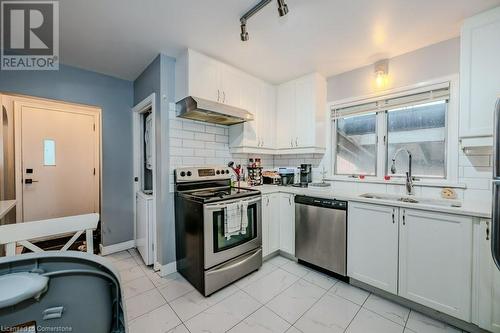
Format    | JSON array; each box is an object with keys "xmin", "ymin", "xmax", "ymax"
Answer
[{"xmin": 174, "ymin": 166, "xmax": 262, "ymax": 296}]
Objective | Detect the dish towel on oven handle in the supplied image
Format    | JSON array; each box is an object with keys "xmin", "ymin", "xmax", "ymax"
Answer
[
  {"xmin": 240, "ymin": 201, "xmax": 248, "ymax": 235},
  {"xmin": 224, "ymin": 202, "xmax": 242, "ymax": 240}
]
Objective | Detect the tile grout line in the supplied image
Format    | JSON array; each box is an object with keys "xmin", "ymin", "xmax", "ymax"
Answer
[{"xmin": 342, "ymin": 291, "xmax": 371, "ymax": 333}]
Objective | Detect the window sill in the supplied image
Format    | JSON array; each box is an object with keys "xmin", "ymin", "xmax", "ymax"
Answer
[{"xmin": 324, "ymin": 176, "xmax": 466, "ymax": 189}]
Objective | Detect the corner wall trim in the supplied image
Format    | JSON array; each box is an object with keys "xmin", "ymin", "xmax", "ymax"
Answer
[
  {"xmin": 99, "ymin": 240, "xmax": 135, "ymax": 256},
  {"xmin": 159, "ymin": 261, "xmax": 177, "ymax": 276}
]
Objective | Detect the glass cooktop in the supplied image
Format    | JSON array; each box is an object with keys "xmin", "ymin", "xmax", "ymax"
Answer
[{"xmin": 182, "ymin": 186, "xmax": 260, "ymax": 203}]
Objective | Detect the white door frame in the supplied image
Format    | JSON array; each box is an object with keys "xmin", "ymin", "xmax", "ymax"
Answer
[
  {"xmin": 7, "ymin": 93, "xmax": 102, "ymax": 223},
  {"xmin": 132, "ymin": 93, "xmax": 158, "ymax": 268}
]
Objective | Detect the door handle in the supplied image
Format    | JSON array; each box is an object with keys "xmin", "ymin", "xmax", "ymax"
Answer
[
  {"xmin": 402, "ymin": 210, "xmax": 406, "ymax": 226},
  {"xmin": 25, "ymin": 179, "xmax": 39, "ymax": 184},
  {"xmin": 295, "ymin": 137, "xmax": 298, "ymax": 147},
  {"xmin": 392, "ymin": 209, "xmax": 395, "ymax": 224},
  {"xmin": 486, "ymin": 220, "xmax": 490, "ymax": 241},
  {"xmin": 223, "ymin": 91, "xmax": 226, "ymax": 103},
  {"xmin": 217, "ymin": 89, "xmax": 220, "ymax": 102}
]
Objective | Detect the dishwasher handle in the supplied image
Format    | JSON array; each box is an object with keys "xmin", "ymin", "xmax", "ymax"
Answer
[{"xmin": 294, "ymin": 195, "xmax": 347, "ymax": 210}]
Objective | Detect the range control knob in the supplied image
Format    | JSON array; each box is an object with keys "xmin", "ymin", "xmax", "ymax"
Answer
[
  {"xmin": 226, "ymin": 170, "xmax": 230, "ymax": 174},
  {"xmin": 216, "ymin": 170, "xmax": 220, "ymax": 175},
  {"xmin": 180, "ymin": 171, "xmax": 186, "ymax": 177},
  {"xmin": 187, "ymin": 171, "xmax": 192, "ymax": 177}
]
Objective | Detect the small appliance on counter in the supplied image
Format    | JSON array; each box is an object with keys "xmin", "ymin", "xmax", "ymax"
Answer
[
  {"xmin": 293, "ymin": 164, "xmax": 312, "ymax": 187},
  {"xmin": 278, "ymin": 167, "xmax": 297, "ymax": 186},
  {"xmin": 263, "ymin": 170, "xmax": 281, "ymax": 185}
]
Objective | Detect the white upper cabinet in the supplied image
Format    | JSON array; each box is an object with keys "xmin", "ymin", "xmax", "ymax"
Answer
[
  {"xmin": 472, "ymin": 219, "xmax": 500, "ymax": 332},
  {"xmin": 398, "ymin": 209, "xmax": 473, "ymax": 321},
  {"xmin": 460, "ymin": 6, "xmax": 500, "ymax": 148},
  {"xmin": 276, "ymin": 73, "xmax": 327, "ymax": 153},
  {"xmin": 347, "ymin": 203, "xmax": 399, "ymax": 294}
]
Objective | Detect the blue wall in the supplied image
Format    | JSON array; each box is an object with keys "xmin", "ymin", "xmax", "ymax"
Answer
[
  {"xmin": 134, "ymin": 54, "xmax": 177, "ymax": 265},
  {"xmin": 0, "ymin": 64, "xmax": 134, "ymax": 246}
]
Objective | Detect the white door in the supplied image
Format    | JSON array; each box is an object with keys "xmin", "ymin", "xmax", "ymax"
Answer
[
  {"xmin": 259, "ymin": 83, "xmax": 276, "ymax": 149},
  {"xmin": 347, "ymin": 203, "xmax": 399, "ymax": 294},
  {"xmin": 276, "ymin": 81, "xmax": 296, "ymax": 149},
  {"xmin": 472, "ymin": 219, "xmax": 500, "ymax": 332},
  {"xmin": 268, "ymin": 193, "xmax": 280, "ymax": 253},
  {"xmin": 294, "ymin": 75, "xmax": 314, "ymax": 148},
  {"xmin": 399, "ymin": 209, "xmax": 472, "ymax": 321},
  {"xmin": 188, "ymin": 50, "xmax": 221, "ymax": 102},
  {"xmin": 20, "ymin": 103, "xmax": 99, "ymax": 222},
  {"xmin": 460, "ymin": 6, "xmax": 500, "ymax": 138},
  {"xmin": 279, "ymin": 193, "xmax": 295, "ymax": 255},
  {"xmin": 220, "ymin": 64, "xmax": 244, "ymax": 108},
  {"xmin": 262, "ymin": 194, "xmax": 270, "ymax": 256},
  {"xmin": 136, "ymin": 192, "xmax": 153, "ymax": 265}
]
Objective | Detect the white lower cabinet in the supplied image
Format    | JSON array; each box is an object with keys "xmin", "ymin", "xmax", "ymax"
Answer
[
  {"xmin": 347, "ymin": 203, "xmax": 399, "ymax": 294},
  {"xmin": 262, "ymin": 193, "xmax": 280, "ymax": 257},
  {"xmin": 279, "ymin": 193, "xmax": 295, "ymax": 256},
  {"xmin": 472, "ymin": 219, "xmax": 500, "ymax": 332},
  {"xmin": 348, "ymin": 204, "xmax": 474, "ymax": 322},
  {"xmin": 399, "ymin": 209, "xmax": 472, "ymax": 321}
]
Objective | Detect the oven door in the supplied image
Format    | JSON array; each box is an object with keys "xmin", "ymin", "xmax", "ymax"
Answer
[{"xmin": 204, "ymin": 196, "xmax": 262, "ymax": 269}]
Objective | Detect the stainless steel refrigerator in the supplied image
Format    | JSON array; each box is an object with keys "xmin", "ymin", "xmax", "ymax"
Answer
[{"xmin": 492, "ymin": 98, "xmax": 500, "ymax": 270}]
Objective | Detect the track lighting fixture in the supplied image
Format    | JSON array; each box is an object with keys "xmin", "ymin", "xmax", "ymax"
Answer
[{"xmin": 240, "ymin": 0, "xmax": 289, "ymax": 42}]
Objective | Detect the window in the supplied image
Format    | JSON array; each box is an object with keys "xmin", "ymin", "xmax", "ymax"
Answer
[
  {"xmin": 387, "ymin": 101, "xmax": 447, "ymax": 178},
  {"xmin": 44, "ymin": 139, "xmax": 56, "ymax": 166},
  {"xmin": 331, "ymin": 83, "xmax": 452, "ymax": 181},
  {"xmin": 335, "ymin": 113, "xmax": 377, "ymax": 176}
]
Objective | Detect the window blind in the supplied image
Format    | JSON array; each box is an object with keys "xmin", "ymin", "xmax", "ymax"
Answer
[{"xmin": 331, "ymin": 82, "xmax": 450, "ymax": 120}]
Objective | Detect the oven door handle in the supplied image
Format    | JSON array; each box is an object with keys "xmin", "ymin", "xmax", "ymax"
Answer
[{"xmin": 204, "ymin": 196, "xmax": 261, "ymax": 210}]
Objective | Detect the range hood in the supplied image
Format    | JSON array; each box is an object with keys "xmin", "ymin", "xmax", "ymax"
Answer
[{"xmin": 176, "ymin": 96, "xmax": 254, "ymax": 125}]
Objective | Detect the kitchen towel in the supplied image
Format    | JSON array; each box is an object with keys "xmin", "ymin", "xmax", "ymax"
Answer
[
  {"xmin": 240, "ymin": 201, "xmax": 248, "ymax": 235},
  {"xmin": 224, "ymin": 202, "xmax": 242, "ymax": 239}
]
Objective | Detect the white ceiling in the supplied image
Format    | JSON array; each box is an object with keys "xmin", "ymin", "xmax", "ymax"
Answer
[{"xmin": 60, "ymin": 0, "xmax": 500, "ymax": 83}]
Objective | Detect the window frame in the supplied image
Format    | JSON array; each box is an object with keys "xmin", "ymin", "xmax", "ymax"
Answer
[
  {"xmin": 328, "ymin": 77, "xmax": 460, "ymax": 185},
  {"xmin": 384, "ymin": 100, "xmax": 449, "ymax": 180},
  {"xmin": 333, "ymin": 112, "xmax": 379, "ymax": 177}
]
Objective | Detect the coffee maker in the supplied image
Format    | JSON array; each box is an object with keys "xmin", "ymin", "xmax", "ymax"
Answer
[{"xmin": 295, "ymin": 164, "xmax": 312, "ymax": 187}]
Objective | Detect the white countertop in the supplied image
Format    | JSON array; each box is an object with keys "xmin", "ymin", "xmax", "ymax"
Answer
[
  {"xmin": 248, "ymin": 185, "xmax": 491, "ymax": 219},
  {"xmin": 0, "ymin": 200, "xmax": 16, "ymax": 219}
]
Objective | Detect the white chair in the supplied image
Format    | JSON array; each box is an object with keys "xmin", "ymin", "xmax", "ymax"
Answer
[{"xmin": 0, "ymin": 213, "xmax": 99, "ymax": 256}]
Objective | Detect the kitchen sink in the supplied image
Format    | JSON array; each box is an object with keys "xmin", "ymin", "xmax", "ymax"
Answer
[{"xmin": 359, "ymin": 193, "xmax": 462, "ymax": 208}]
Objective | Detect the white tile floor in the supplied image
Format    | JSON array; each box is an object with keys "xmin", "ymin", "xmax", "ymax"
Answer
[{"xmin": 105, "ymin": 250, "xmax": 467, "ymax": 333}]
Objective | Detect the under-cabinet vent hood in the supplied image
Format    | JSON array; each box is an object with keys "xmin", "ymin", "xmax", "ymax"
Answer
[{"xmin": 176, "ymin": 96, "xmax": 254, "ymax": 125}]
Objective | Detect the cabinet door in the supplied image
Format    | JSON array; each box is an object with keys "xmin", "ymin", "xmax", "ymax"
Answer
[
  {"xmin": 258, "ymin": 83, "xmax": 276, "ymax": 149},
  {"xmin": 220, "ymin": 64, "xmax": 246, "ymax": 109},
  {"xmin": 279, "ymin": 193, "xmax": 295, "ymax": 255},
  {"xmin": 188, "ymin": 51, "xmax": 221, "ymax": 102},
  {"xmin": 399, "ymin": 209, "xmax": 472, "ymax": 321},
  {"xmin": 268, "ymin": 193, "xmax": 280, "ymax": 253},
  {"xmin": 347, "ymin": 203, "xmax": 399, "ymax": 294},
  {"xmin": 472, "ymin": 219, "xmax": 500, "ymax": 332},
  {"xmin": 276, "ymin": 81, "xmax": 296, "ymax": 149},
  {"xmin": 294, "ymin": 75, "xmax": 315, "ymax": 148},
  {"xmin": 262, "ymin": 194, "xmax": 270, "ymax": 257},
  {"xmin": 460, "ymin": 7, "xmax": 500, "ymax": 138}
]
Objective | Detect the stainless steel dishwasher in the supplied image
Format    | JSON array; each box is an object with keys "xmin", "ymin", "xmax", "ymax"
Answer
[{"xmin": 295, "ymin": 195, "xmax": 347, "ymax": 276}]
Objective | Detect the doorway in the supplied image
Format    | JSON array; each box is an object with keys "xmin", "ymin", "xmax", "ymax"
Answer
[{"xmin": 133, "ymin": 93, "xmax": 157, "ymax": 267}]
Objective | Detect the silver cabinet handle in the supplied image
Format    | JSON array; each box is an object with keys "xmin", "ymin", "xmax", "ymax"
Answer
[
  {"xmin": 402, "ymin": 210, "xmax": 406, "ymax": 226},
  {"xmin": 288, "ymin": 196, "xmax": 292, "ymax": 205},
  {"xmin": 266, "ymin": 197, "xmax": 270, "ymax": 206},
  {"xmin": 261, "ymin": 139, "xmax": 264, "ymax": 147},
  {"xmin": 290, "ymin": 139, "xmax": 293, "ymax": 147},
  {"xmin": 217, "ymin": 89, "xmax": 220, "ymax": 102},
  {"xmin": 392, "ymin": 209, "xmax": 395, "ymax": 224},
  {"xmin": 295, "ymin": 137, "xmax": 298, "ymax": 147},
  {"xmin": 486, "ymin": 220, "xmax": 490, "ymax": 241},
  {"xmin": 223, "ymin": 91, "xmax": 226, "ymax": 103}
]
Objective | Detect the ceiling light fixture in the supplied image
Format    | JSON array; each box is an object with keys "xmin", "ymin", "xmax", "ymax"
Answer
[
  {"xmin": 240, "ymin": 0, "xmax": 289, "ymax": 42},
  {"xmin": 374, "ymin": 59, "xmax": 389, "ymax": 89}
]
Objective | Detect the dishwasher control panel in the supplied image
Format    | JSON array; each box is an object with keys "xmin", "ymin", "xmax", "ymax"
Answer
[{"xmin": 295, "ymin": 195, "xmax": 347, "ymax": 210}]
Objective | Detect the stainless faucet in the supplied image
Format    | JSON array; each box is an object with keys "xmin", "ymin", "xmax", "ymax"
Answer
[{"xmin": 390, "ymin": 148, "xmax": 414, "ymax": 195}]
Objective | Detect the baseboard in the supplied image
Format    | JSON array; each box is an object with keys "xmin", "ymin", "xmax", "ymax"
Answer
[
  {"xmin": 159, "ymin": 261, "xmax": 177, "ymax": 276},
  {"xmin": 99, "ymin": 240, "xmax": 135, "ymax": 256}
]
